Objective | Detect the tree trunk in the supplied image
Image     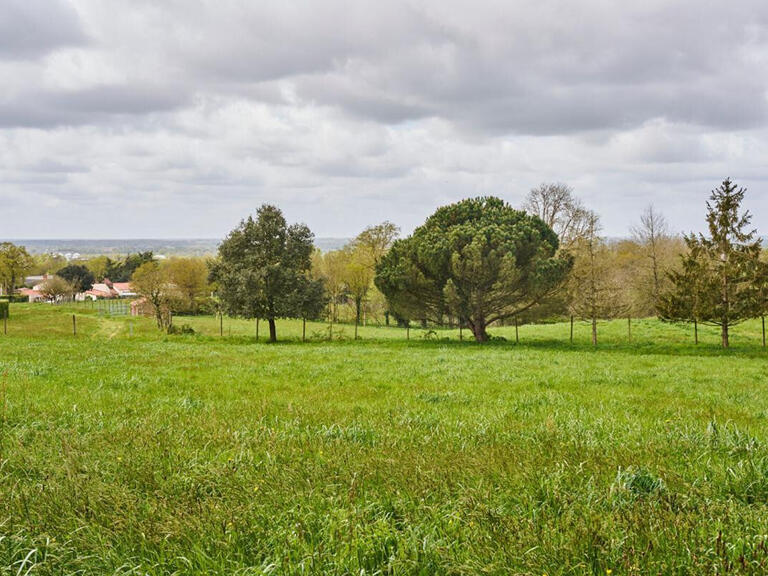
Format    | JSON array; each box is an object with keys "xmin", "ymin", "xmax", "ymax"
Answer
[
  {"xmin": 591, "ymin": 316, "xmax": 597, "ymax": 346},
  {"xmin": 355, "ymin": 297, "xmax": 362, "ymax": 339},
  {"xmin": 721, "ymin": 322, "xmax": 729, "ymax": 348},
  {"xmin": 471, "ymin": 322, "xmax": 489, "ymax": 343},
  {"xmin": 302, "ymin": 317, "xmax": 306, "ymax": 342},
  {"xmin": 385, "ymin": 311, "xmax": 390, "ymax": 326},
  {"xmin": 694, "ymin": 319, "xmax": 698, "ymax": 345},
  {"xmin": 627, "ymin": 316, "xmax": 631, "ymax": 342},
  {"xmin": 570, "ymin": 315, "xmax": 574, "ymax": 344},
  {"xmin": 268, "ymin": 318, "xmax": 277, "ymax": 342}
]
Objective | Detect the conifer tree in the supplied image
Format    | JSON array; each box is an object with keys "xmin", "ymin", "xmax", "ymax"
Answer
[{"xmin": 659, "ymin": 179, "xmax": 766, "ymax": 347}]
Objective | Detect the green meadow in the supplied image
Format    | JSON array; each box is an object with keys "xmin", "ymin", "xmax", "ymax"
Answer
[{"xmin": 1, "ymin": 304, "xmax": 768, "ymax": 574}]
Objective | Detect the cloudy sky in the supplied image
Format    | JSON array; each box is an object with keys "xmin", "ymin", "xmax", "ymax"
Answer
[{"xmin": 2, "ymin": 0, "xmax": 768, "ymax": 239}]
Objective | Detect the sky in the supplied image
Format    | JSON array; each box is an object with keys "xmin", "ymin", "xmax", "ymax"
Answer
[{"xmin": 2, "ymin": 0, "xmax": 768, "ymax": 240}]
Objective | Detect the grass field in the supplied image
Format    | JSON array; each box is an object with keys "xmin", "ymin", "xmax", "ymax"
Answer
[{"xmin": 1, "ymin": 304, "xmax": 768, "ymax": 574}]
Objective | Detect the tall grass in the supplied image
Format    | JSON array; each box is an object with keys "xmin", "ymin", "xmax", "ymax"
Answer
[{"xmin": 0, "ymin": 304, "xmax": 767, "ymax": 573}]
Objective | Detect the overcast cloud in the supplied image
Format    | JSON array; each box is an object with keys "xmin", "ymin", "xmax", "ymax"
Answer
[{"xmin": 1, "ymin": 0, "xmax": 768, "ymax": 239}]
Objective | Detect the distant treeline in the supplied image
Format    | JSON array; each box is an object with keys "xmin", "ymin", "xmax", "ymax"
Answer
[{"xmin": 2, "ymin": 179, "xmax": 765, "ymax": 348}]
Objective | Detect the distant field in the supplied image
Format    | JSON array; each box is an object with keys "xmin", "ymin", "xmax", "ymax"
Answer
[{"xmin": 1, "ymin": 304, "xmax": 768, "ymax": 574}]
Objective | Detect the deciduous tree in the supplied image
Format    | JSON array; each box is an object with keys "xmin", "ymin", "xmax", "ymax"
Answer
[
  {"xmin": 0, "ymin": 243, "xmax": 33, "ymax": 296},
  {"xmin": 38, "ymin": 276, "xmax": 76, "ymax": 302},
  {"xmin": 524, "ymin": 183, "xmax": 592, "ymax": 249},
  {"xmin": 165, "ymin": 257, "xmax": 209, "ymax": 314},
  {"xmin": 567, "ymin": 214, "xmax": 629, "ymax": 345},
  {"xmin": 132, "ymin": 261, "xmax": 178, "ymax": 330},
  {"xmin": 341, "ymin": 244, "xmax": 374, "ymax": 339}
]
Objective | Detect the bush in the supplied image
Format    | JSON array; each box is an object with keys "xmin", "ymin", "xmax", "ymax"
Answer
[
  {"xmin": 167, "ymin": 323, "xmax": 195, "ymax": 335},
  {"xmin": 4, "ymin": 294, "xmax": 27, "ymax": 303}
]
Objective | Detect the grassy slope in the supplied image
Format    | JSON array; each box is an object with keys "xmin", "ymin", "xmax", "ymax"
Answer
[{"xmin": 1, "ymin": 304, "xmax": 768, "ymax": 574}]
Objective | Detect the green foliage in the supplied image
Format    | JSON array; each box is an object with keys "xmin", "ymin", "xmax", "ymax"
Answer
[
  {"xmin": 292, "ymin": 273, "xmax": 328, "ymax": 321},
  {"xmin": 660, "ymin": 179, "xmax": 767, "ymax": 347},
  {"xmin": 164, "ymin": 257, "xmax": 210, "ymax": 314},
  {"xmin": 56, "ymin": 264, "xmax": 95, "ymax": 293},
  {"xmin": 0, "ymin": 242, "xmax": 33, "ymax": 294},
  {"xmin": 132, "ymin": 261, "xmax": 178, "ymax": 330},
  {"xmin": 167, "ymin": 323, "xmax": 195, "ymax": 335},
  {"xmin": 375, "ymin": 196, "xmax": 572, "ymax": 341},
  {"xmin": 210, "ymin": 204, "xmax": 318, "ymax": 341},
  {"xmin": 103, "ymin": 252, "xmax": 154, "ymax": 282}
]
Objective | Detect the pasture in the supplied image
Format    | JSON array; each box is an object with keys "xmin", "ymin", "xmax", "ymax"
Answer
[{"xmin": 1, "ymin": 304, "xmax": 767, "ymax": 574}]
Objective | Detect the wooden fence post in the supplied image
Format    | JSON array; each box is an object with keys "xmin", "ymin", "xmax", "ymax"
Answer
[
  {"xmin": 515, "ymin": 316, "xmax": 519, "ymax": 344},
  {"xmin": 628, "ymin": 316, "xmax": 632, "ymax": 342},
  {"xmin": 570, "ymin": 315, "xmax": 574, "ymax": 344},
  {"xmin": 220, "ymin": 312, "xmax": 223, "ymax": 337},
  {"xmin": 302, "ymin": 318, "xmax": 306, "ymax": 342},
  {"xmin": 72, "ymin": 314, "xmax": 76, "ymax": 336},
  {"xmin": 256, "ymin": 318, "xmax": 260, "ymax": 340}
]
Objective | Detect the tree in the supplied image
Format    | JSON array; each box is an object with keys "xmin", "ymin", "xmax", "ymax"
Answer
[
  {"xmin": 524, "ymin": 183, "xmax": 592, "ymax": 249},
  {"xmin": 132, "ymin": 261, "xmax": 178, "ymax": 330},
  {"xmin": 355, "ymin": 222, "xmax": 400, "ymax": 266},
  {"xmin": 341, "ymin": 244, "xmax": 374, "ymax": 339},
  {"xmin": 376, "ymin": 196, "xmax": 572, "ymax": 342},
  {"xmin": 86, "ymin": 256, "xmax": 110, "ymax": 281},
  {"xmin": 105, "ymin": 252, "xmax": 154, "ymax": 282},
  {"xmin": 210, "ymin": 204, "xmax": 316, "ymax": 342},
  {"xmin": 567, "ymin": 214, "xmax": 629, "ymax": 345},
  {"xmin": 292, "ymin": 274, "xmax": 328, "ymax": 341},
  {"xmin": 631, "ymin": 205, "xmax": 677, "ymax": 314},
  {"xmin": 658, "ymin": 239, "xmax": 708, "ymax": 344},
  {"xmin": 31, "ymin": 253, "xmax": 67, "ymax": 275},
  {"xmin": 165, "ymin": 257, "xmax": 209, "ymax": 314},
  {"xmin": 313, "ymin": 249, "xmax": 348, "ymax": 336},
  {"xmin": 38, "ymin": 276, "xmax": 76, "ymax": 302},
  {"xmin": 658, "ymin": 179, "xmax": 766, "ymax": 348},
  {"xmin": 354, "ymin": 222, "xmax": 399, "ymax": 325},
  {"xmin": 57, "ymin": 264, "xmax": 95, "ymax": 294},
  {"xmin": 0, "ymin": 243, "xmax": 33, "ymax": 295}
]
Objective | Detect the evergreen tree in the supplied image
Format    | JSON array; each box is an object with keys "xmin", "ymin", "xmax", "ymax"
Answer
[
  {"xmin": 375, "ymin": 197, "xmax": 572, "ymax": 342},
  {"xmin": 57, "ymin": 264, "xmax": 95, "ymax": 294},
  {"xmin": 210, "ymin": 204, "xmax": 317, "ymax": 342},
  {"xmin": 659, "ymin": 179, "xmax": 766, "ymax": 347}
]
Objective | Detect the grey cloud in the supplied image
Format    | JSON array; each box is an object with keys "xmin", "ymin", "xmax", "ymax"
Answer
[
  {"xmin": 0, "ymin": 0, "xmax": 86, "ymax": 59},
  {"xmin": 0, "ymin": 84, "xmax": 188, "ymax": 128},
  {"xmin": 2, "ymin": 1, "xmax": 768, "ymax": 135},
  {"xmin": 2, "ymin": 1, "xmax": 768, "ymax": 239}
]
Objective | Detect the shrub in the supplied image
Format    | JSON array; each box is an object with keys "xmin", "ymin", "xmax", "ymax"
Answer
[{"xmin": 167, "ymin": 323, "xmax": 195, "ymax": 335}]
